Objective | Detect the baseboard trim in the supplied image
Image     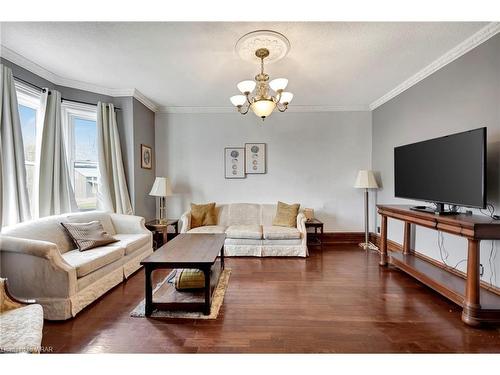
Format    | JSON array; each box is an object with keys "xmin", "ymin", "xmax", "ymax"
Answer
[
  {"xmin": 320, "ymin": 232, "xmax": 365, "ymax": 245},
  {"xmin": 369, "ymin": 233, "xmax": 500, "ymax": 297}
]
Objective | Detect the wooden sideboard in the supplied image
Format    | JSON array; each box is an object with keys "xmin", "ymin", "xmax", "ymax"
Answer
[{"xmin": 377, "ymin": 204, "xmax": 500, "ymax": 327}]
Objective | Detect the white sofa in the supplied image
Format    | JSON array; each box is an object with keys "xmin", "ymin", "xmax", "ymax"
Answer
[
  {"xmin": 180, "ymin": 203, "xmax": 308, "ymax": 257},
  {"xmin": 0, "ymin": 211, "xmax": 153, "ymax": 320}
]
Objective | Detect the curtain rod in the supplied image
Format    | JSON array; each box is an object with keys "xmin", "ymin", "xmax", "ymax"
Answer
[{"xmin": 14, "ymin": 76, "xmax": 121, "ymax": 111}]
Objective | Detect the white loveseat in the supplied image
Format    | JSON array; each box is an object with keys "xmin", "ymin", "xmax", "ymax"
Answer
[
  {"xmin": 0, "ymin": 211, "xmax": 153, "ymax": 320},
  {"xmin": 180, "ymin": 203, "xmax": 308, "ymax": 257}
]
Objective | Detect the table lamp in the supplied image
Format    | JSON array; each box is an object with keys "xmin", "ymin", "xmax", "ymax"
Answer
[
  {"xmin": 354, "ymin": 170, "xmax": 379, "ymax": 251},
  {"xmin": 149, "ymin": 177, "xmax": 173, "ymax": 224}
]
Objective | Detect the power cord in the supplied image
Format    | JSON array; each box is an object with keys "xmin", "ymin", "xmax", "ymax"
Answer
[
  {"xmin": 479, "ymin": 203, "xmax": 500, "ymax": 220},
  {"xmin": 437, "ymin": 230, "xmax": 467, "ymax": 272}
]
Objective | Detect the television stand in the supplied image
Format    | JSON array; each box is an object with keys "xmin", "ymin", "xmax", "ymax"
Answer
[
  {"xmin": 378, "ymin": 204, "xmax": 500, "ymax": 327},
  {"xmin": 410, "ymin": 203, "xmax": 460, "ymax": 215}
]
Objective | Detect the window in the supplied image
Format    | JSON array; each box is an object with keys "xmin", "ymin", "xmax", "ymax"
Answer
[
  {"xmin": 16, "ymin": 81, "xmax": 42, "ymax": 216},
  {"xmin": 62, "ymin": 102, "xmax": 98, "ymax": 211}
]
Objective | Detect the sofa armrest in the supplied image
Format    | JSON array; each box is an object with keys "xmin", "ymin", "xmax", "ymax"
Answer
[
  {"xmin": 0, "ymin": 236, "xmax": 77, "ymax": 298},
  {"xmin": 110, "ymin": 213, "xmax": 149, "ymax": 234},
  {"xmin": 297, "ymin": 212, "xmax": 307, "ymax": 242},
  {"xmin": 179, "ymin": 211, "xmax": 191, "ymax": 233}
]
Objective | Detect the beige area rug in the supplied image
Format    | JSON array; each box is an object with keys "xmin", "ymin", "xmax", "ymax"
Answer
[{"xmin": 130, "ymin": 269, "xmax": 231, "ymax": 319}]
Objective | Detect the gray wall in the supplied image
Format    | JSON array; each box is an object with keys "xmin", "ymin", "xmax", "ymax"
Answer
[
  {"xmin": 372, "ymin": 33, "xmax": 500, "ymax": 287},
  {"xmin": 1, "ymin": 58, "xmax": 156, "ymax": 219},
  {"xmin": 132, "ymin": 98, "xmax": 156, "ymax": 218},
  {"xmin": 155, "ymin": 111, "xmax": 372, "ymax": 231}
]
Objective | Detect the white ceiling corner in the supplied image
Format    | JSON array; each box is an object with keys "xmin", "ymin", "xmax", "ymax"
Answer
[
  {"xmin": 369, "ymin": 22, "xmax": 500, "ymax": 110},
  {"xmin": 0, "ymin": 44, "xmax": 159, "ymax": 112}
]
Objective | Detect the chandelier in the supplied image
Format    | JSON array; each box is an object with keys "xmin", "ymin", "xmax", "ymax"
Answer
[{"xmin": 230, "ymin": 31, "xmax": 293, "ymax": 120}]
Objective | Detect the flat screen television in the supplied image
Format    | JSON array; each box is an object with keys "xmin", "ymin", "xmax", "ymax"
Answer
[{"xmin": 394, "ymin": 127, "xmax": 486, "ymax": 214}]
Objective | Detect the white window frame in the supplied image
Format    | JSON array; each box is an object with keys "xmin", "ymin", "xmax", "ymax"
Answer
[
  {"xmin": 15, "ymin": 81, "xmax": 42, "ymax": 216},
  {"xmin": 61, "ymin": 101, "xmax": 98, "ymax": 211}
]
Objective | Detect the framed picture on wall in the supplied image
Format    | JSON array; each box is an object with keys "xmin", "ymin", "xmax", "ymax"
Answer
[
  {"xmin": 245, "ymin": 143, "xmax": 266, "ymax": 174},
  {"xmin": 141, "ymin": 144, "xmax": 153, "ymax": 169},
  {"xmin": 224, "ymin": 147, "xmax": 245, "ymax": 179}
]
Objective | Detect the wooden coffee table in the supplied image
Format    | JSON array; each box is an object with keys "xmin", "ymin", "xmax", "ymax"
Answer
[{"xmin": 140, "ymin": 233, "xmax": 225, "ymax": 316}]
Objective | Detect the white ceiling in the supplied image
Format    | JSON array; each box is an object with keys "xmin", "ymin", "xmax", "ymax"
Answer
[{"xmin": 0, "ymin": 22, "xmax": 492, "ymax": 111}]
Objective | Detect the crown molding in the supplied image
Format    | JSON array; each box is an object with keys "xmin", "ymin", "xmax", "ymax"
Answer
[
  {"xmin": 1, "ymin": 45, "xmax": 158, "ymax": 112},
  {"xmin": 159, "ymin": 104, "xmax": 369, "ymax": 114},
  {"xmin": 369, "ymin": 22, "xmax": 500, "ymax": 110},
  {"xmin": 130, "ymin": 89, "xmax": 159, "ymax": 112}
]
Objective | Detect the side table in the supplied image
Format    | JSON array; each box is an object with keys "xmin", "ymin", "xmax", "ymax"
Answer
[
  {"xmin": 305, "ymin": 218, "xmax": 324, "ymax": 248},
  {"xmin": 145, "ymin": 219, "xmax": 179, "ymax": 250}
]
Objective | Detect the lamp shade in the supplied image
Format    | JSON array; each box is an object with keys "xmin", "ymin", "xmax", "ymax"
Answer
[
  {"xmin": 269, "ymin": 78, "xmax": 288, "ymax": 92},
  {"xmin": 237, "ymin": 80, "xmax": 256, "ymax": 94},
  {"xmin": 230, "ymin": 95, "xmax": 246, "ymax": 107},
  {"xmin": 149, "ymin": 177, "xmax": 173, "ymax": 197},
  {"xmin": 353, "ymin": 170, "xmax": 379, "ymax": 189},
  {"xmin": 250, "ymin": 99, "xmax": 276, "ymax": 118},
  {"xmin": 279, "ymin": 91, "xmax": 294, "ymax": 104}
]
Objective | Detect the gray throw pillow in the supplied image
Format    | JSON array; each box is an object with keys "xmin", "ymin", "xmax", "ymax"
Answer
[{"xmin": 61, "ymin": 221, "xmax": 118, "ymax": 251}]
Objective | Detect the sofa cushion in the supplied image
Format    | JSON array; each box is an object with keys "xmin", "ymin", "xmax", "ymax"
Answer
[
  {"xmin": 263, "ymin": 226, "xmax": 301, "ymax": 240},
  {"xmin": 272, "ymin": 201, "xmax": 300, "ymax": 228},
  {"xmin": 61, "ymin": 221, "xmax": 118, "ymax": 251},
  {"xmin": 226, "ymin": 225, "xmax": 262, "ymax": 240},
  {"xmin": 188, "ymin": 225, "xmax": 227, "ymax": 234},
  {"xmin": 62, "ymin": 245, "xmax": 125, "ymax": 277},
  {"xmin": 190, "ymin": 202, "xmax": 217, "ymax": 228},
  {"xmin": 66, "ymin": 211, "xmax": 116, "ymax": 235},
  {"xmin": 0, "ymin": 304, "xmax": 43, "ymax": 353},
  {"xmin": 113, "ymin": 233, "xmax": 151, "ymax": 255}
]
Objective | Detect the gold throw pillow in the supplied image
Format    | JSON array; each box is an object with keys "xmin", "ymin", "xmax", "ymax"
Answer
[
  {"xmin": 190, "ymin": 202, "xmax": 217, "ymax": 228},
  {"xmin": 61, "ymin": 221, "xmax": 118, "ymax": 251},
  {"xmin": 272, "ymin": 201, "xmax": 300, "ymax": 228}
]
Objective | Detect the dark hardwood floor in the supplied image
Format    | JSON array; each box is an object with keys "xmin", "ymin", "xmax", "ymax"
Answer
[{"xmin": 42, "ymin": 245, "xmax": 500, "ymax": 353}]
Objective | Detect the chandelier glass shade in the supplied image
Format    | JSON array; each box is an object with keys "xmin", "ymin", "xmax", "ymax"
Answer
[{"xmin": 230, "ymin": 48, "xmax": 293, "ymax": 120}]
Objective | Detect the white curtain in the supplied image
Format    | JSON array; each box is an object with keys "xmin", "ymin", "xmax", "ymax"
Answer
[
  {"xmin": 0, "ymin": 64, "xmax": 31, "ymax": 227},
  {"xmin": 96, "ymin": 102, "xmax": 133, "ymax": 214},
  {"xmin": 37, "ymin": 89, "xmax": 77, "ymax": 217}
]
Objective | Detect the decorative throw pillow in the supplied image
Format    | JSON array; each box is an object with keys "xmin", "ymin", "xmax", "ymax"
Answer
[
  {"xmin": 272, "ymin": 201, "xmax": 300, "ymax": 228},
  {"xmin": 175, "ymin": 269, "xmax": 206, "ymax": 291},
  {"xmin": 190, "ymin": 202, "xmax": 217, "ymax": 229},
  {"xmin": 61, "ymin": 221, "xmax": 118, "ymax": 251}
]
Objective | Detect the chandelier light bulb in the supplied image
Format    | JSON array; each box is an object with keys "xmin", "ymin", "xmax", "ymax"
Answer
[
  {"xmin": 269, "ymin": 78, "xmax": 288, "ymax": 92},
  {"xmin": 250, "ymin": 99, "xmax": 276, "ymax": 119},
  {"xmin": 279, "ymin": 92, "xmax": 294, "ymax": 104},
  {"xmin": 230, "ymin": 95, "xmax": 247, "ymax": 107},
  {"xmin": 237, "ymin": 80, "xmax": 256, "ymax": 94}
]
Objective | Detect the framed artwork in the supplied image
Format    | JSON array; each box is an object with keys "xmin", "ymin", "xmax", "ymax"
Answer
[
  {"xmin": 224, "ymin": 147, "xmax": 245, "ymax": 179},
  {"xmin": 141, "ymin": 144, "xmax": 153, "ymax": 169},
  {"xmin": 245, "ymin": 143, "xmax": 266, "ymax": 174}
]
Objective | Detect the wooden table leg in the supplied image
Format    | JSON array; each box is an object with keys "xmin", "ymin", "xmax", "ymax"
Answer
[
  {"xmin": 379, "ymin": 215, "xmax": 388, "ymax": 266},
  {"xmin": 220, "ymin": 245, "xmax": 225, "ymax": 270},
  {"xmin": 403, "ymin": 222, "xmax": 411, "ymax": 255},
  {"xmin": 145, "ymin": 266, "xmax": 153, "ymax": 317},
  {"xmin": 462, "ymin": 238, "xmax": 481, "ymax": 326},
  {"xmin": 203, "ymin": 267, "xmax": 211, "ymax": 315},
  {"xmin": 320, "ymin": 225, "xmax": 324, "ymax": 250}
]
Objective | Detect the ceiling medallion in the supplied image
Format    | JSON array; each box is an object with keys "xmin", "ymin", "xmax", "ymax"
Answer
[{"xmin": 230, "ymin": 30, "xmax": 293, "ymax": 120}]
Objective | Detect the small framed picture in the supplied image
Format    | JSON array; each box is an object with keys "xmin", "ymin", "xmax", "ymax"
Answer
[
  {"xmin": 141, "ymin": 144, "xmax": 153, "ymax": 169},
  {"xmin": 224, "ymin": 147, "xmax": 245, "ymax": 179},
  {"xmin": 245, "ymin": 143, "xmax": 266, "ymax": 174}
]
